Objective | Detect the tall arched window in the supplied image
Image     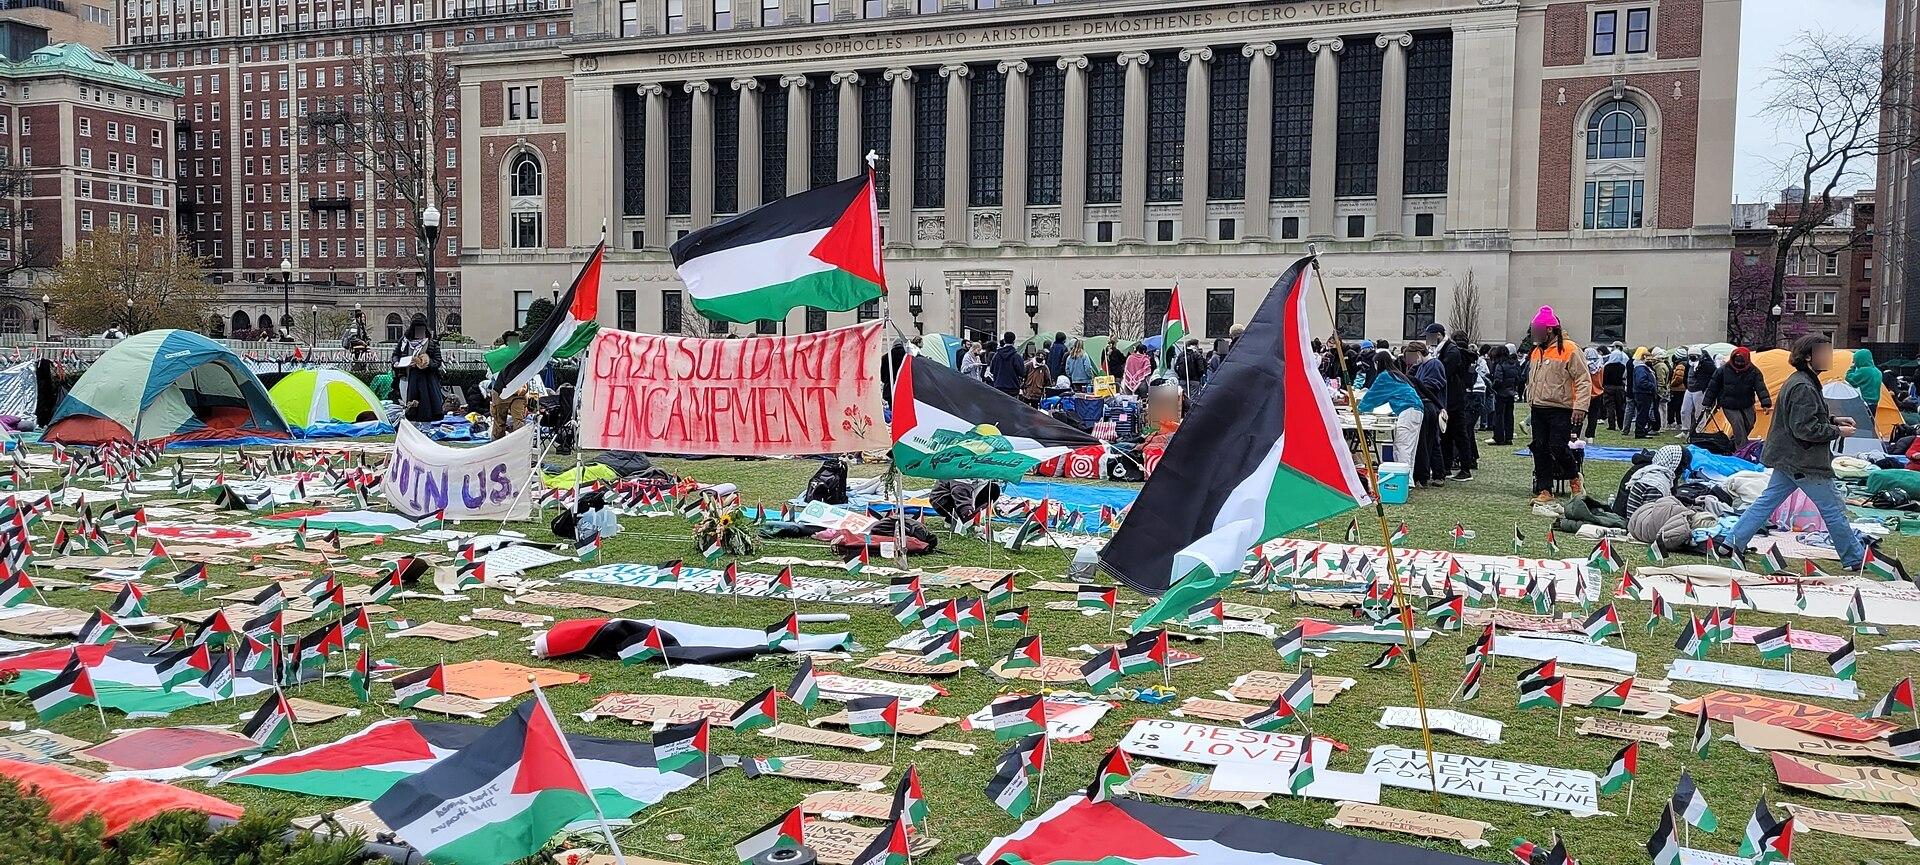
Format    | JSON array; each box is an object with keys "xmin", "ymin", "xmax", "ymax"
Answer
[
  {"xmin": 507, "ymin": 151, "xmax": 544, "ymax": 249},
  {"xmin": 231, "ymin": 310, "xmax": 250, "ymax": 334},
  {"xmin": 257, "ymin": 313, "xmax": 274, "ymax": 331},
  {"xmin": 0, "ymin": 306, "xmax": 20, "ymax": 335},
  {"xmin": 385, "ymin": 313, "xmax": 404, "ymax": 343},
  {"xmin": 1582, "ymin": 98, "xmax": 1647, "ymax": 230}
]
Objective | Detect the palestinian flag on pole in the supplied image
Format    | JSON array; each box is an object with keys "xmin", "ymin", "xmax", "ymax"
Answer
[
  {"xmin": 671, "ymin": 172, "xmax": 883, "ymax": 323},
  {"xmin": 919, "ymin": 631, "xmax": 962, "ymax": 665},
  {"xmin": 1671, "ymin": 770, "xmax": 1718, "ymax": 832},
  {"xmin": 370, "ymin": 698, "xmax": 596, "ymax": 865},
  {"xmin": 76, "ymin": 610, "xmax": 119, "ymax": 645},
  {"xmin": 1692, "ymin": 710, "xmax": 1712, "ymax": 759},
  {"xmin": 1287, "ymin": 733, "xmax": 1316, "ymax": 794},
  {"xmin": 734, "ymin": 808, "xmax": 808, "ymax": 864},
  {"xmin": 242, "ymin": 691, "xmax": 294, "ymax": 750},
  {"xmin": 1366, "ymin": 644, "xmax": 1404, "ymax": 670},
  {"xmin": 1158, "ymin": 287, "xmax": 1189, "ymax": 372},
  {"xmin": 1599, "ymin": 741, "xmax": 1638, "ymax": 794},
  {"xmin": 891, "ymin": 356, "xmax": 1095, "ymax": 481},
  {"xmin": 493, "ymin": 242, "xmax": 603, "ymax": 397},
  {"xmin": 994, "ymin": 607, "xmax": 1033, "ymax": 633},
  {"xmin": 846, "ymin": 695, "xmax": 901, "ymax": 736},
  {"xmin": 1517, "ymin": 675, "xmax": 1566, "ymax": 710},
  {"xmin": 392, "ymin": 663, "xmax": 446, "ymax": 708},
  {"xmin": 1740, "ymin": 801, "xmax": 1785, "ymax": 859},
  {"xmin": 1087, "ymin": 747, "xmax": 1132, "ymax": 803},
  {"xmin": 1863, "ymin": 545, "xmax": 1906, "ymax": 581},
  {"xmin": 26, "ymin": 652, "xmax": 93, "ymax": 722},
  {"xmin": 1272, "ymin": 625, "xmax": 1306, "ymax": 665},
  {"xmin": 1827, "ymin": 638, "xmax": 1857, "ymax": 680},
  {"xmin": 850, "ymin": 819, "xmax": 911, "ymax": 865},
  {"xmin": 788, "ymin": 656, "xmax": 820, "ymax": 711},
  {"xmin": 1755, "ymin": 623, "xmax": 1793, "ymax": 661},
  {"xmin": 1004, "ymin": 634, "xmax": 1045, "ymax": 670},
  {"xmin": 1582, "ymin": 605, "xmax": 1621, "ymax": 642},
  {"xmin": 763, "ymin": 614, "xmax": 800, "ymax": 648},
  {"xmin": 729, "ymin": 687, "xmax": 779, "ymax": 733},
  {"xmin": 1244, "ymin": 671, "xmax": 1313, "ymax": 731},
  {"xmin": 1887, "ymin": 727, "xmax": 1920, "ymax": 761},
  {"xmin": 986, "ymin": 746, "xmax": 1039, "ymax": 819},
  {"xmin": 892, "ymin": 764, "xmax": 929, "ymax": 830},
  {"xmin": 1588, "ymin": 539, "xmax": 1624, "ymax": 574},
  {"xmin": 1847, "ymin": 588, "xmax": 1870, "ymax": 627},
  {"xmin": 156, "ymin": 644, "xmax": 213, "ymax": 692},
  {"xmin": 171, "ymin": 563, "xmax": 208, "ymax": 597},
  {"xmin": 1101, "ymin": 258, "xmax": 1367, "ymax": 629},
  {"xmin": 617, "ymin": 625, "xmax": 667, "ymax": 665},
  {"xmin": 106, "ymin": 583, "xmax": 145, "ymax": 618},
  {"xmin": 1589, "ymin": 676, "xmax": 1635, "ymax": 709},
  {"xmin": 1458, "ymin": 659, "xmax": 1485, "ymax": 702},
  {"xmin": 1118, "ymin": 629, "xmax": 1169, "ymax": 675},
  {"xmin": 0, "ymin": 572, "xmax": 33, "ymax": 607},
  {"xmin": 1646, "ymin": 805, "xmax": 1682, "ymax": 865},
  {"xmin": 351, "ymin": 643, "xmax": 371, "ymax": 702},
  {"xmin": 1760, "ymin": 545, "xmax": 1788, "ymax": 575},
  {"xmin": 1859, "ymin": 676, "xmax": 1915, "ymax": 719},
  {"xmin": 652, "ymin": 719, "xmax": 711, "ymax": 773},
  {"xmin": 1081, "ymin": 648, "xmax": 1123, "ymax": 693},
  {"xmin": 991, "ymin": 694, "xmax": 1047, "ymax": 741}
]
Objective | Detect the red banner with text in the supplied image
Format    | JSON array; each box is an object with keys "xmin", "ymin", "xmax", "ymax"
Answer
[{"xmin": 579, "ymin": 321, "xmax": 888, "ymax": 456}]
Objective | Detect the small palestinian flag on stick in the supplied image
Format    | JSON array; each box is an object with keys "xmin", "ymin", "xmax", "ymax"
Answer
[
  {"xmin": 788, "ymin": 656, "xmax": 820, "ymax": 712},
  {"xmin": 733, "ymin": 807, "xmax": 806, "ymax": 864},
  {"xmin": 1081, "ymin": 647, "xmax": 1122, "ymax": 693},
  {"xmin": 1449, "ymin": 523, "xmax": 1473, "ymax": 547},
  {"xmin": 1858, "ymin": 676, "xmax": 1916, "ymax": 722},
  {"xmin": 892, "ymin": 764, "xmax": 928, "ymax": 831},
  {"xmin": 241, "ymin": 691, "xmax": 295, "ymax": 750},
  {"xmin": 1672, "ymin": 769, "xmax": 1719, "ymax": 832},
  {"xmin": 27, "ymin": 652, "xmax": 97, "ymax": 724},
  {"xmin": 729, "ymin": 686, "xmax": 779, "ymax": 733},
  {"xmin": 1863, "ymin": 545, "xmax": 1906, "ymax": 582},
  {"xmin": 1087, "ymin": 746, "xmax": 1132, "ymax": 803},
  {"xmin": 1589, "ymin": 676, "xmax": 1635, "ymax": 710},
  {"xmin": 1760, "ymin": 545, "xmax": 1788, "ymax": 575},
  {"xmin": 1003, "ymin": 633, "xmax": 1044, "ymax": 670},
  {"xmin": 1366, "ymin": 644, "xmax": 1404, "ymax": 670},
  {"xmin": 1827, "ymin": 638, "xmax": 1857, "ymax": 680},
  {"xmin": 1599, "ymin": 740, "xmax": 1639, "ymax": 799},
  {"xmin": 1755, "ymin": 622, "xmax": 1793, "ymax": 662},
  {"xmin": 392, "ymin": 663, "xmax": 446, "ymax": 708},
  {"xmin": 1388, "ymin": 522, "xmax": 1409, "ymax": 545},
  {"xmin": 1692, "ymin": 706, "xmax": 1712, "ymax": 759},
  {"xmin": 1512, "ymin": 524, "xmax": 1525, "ymax": 553},
  {"xmin": 990, "ymin": 694, "xmax": 1047, "ymax": 741}
]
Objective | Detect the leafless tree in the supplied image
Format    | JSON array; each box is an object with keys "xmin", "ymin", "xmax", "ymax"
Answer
[
  {"xmin": 1106, "ymin": 289, "xmax": 1147, "ymax": 340},
  {"xmin": 0, "ymin": 157, "xmax": 55, "ymax": 286},
  {"xmin": 1448, "ymin": 269, "xmax": 1482, "ymax": 341},
  {"xmin": 306, "ymin": 35, "xmax": 455, "ymax": 283},
  {"xmin": 1757, "ymin": 33, "xmax": 1920, "ymax": 346}
]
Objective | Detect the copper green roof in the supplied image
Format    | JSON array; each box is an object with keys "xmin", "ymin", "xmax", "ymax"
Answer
[{"xmin": 3, "ymin": 43, "xmax": 181, "ymax": 98}]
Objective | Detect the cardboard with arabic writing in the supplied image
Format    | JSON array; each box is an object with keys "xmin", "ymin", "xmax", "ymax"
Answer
[
  {"xmin": 1770, "ymin": 752, "xmax": 1920, "ymax": 808},
  {"xmin": 1120, "ymin": 764, "xmax": 1268, "ymax": 808},
  {"xmin": 1673, "ymin": 690, "xmax": 1900, "ymax": 741},
  {"xmin": 1325, "ymin": 802, "xmax": 1493, "ymax": 849},
  {"xmin": 1780, "ymin": 802, "xmax": 1920, "ymax": 846}
]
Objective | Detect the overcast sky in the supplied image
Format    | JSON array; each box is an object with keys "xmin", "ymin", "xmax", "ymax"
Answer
[{"xmin": 1734, "ymin": 0, "xmax": 1884, "ymax": 203}]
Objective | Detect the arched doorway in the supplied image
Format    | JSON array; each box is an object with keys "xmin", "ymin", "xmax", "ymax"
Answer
[{"xmin": 231, "ymin": 310, "xmax": 250, "ymax": 334}]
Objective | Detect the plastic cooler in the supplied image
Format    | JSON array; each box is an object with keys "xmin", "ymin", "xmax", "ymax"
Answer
[{"xmin": 1377, "ymin": 461, "xmax": 1411, "ymax": 504}]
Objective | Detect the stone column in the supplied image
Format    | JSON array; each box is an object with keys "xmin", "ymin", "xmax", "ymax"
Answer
[
  {"xmin": 940, "ymin": 64, "xmax": 970, "ymax": 247},
  {"xmin": 998, "ymin": 59, "xmax": 1029, "ymax": 246},
  {"xmin": 782, "ymin": 74, "xmax": 810, "ymax": 195},
  {"xmin": 1242, "ymin": 42, "xmax": 1276, "ymax": 241},
  {"xmin": 1305, "ymin": 36, "xmax": 1342, "ymax": 241},
  {"xmin": 884, "ymin": 67, "xmax": 915, "ymax": 248},
  {"xmin": 732, "ymin": 77, "xmax": 762, "ymax": 211},
  {"xmin": 1116, "ymin": 51, "xmax": 1151, "ymax": 243},
  {"xmin": 686, "ymin": 80, "xmax": 714, "ymax": 230},
  {"xmin": 1057, "ymin": 55, "xmax": 1089, "ymax": 245},
  {"xmin": 1178, "ymin": 47, "xmax": 1212, "ymax": 242},
  {"xmin": 1373, "ymin": 32, "xmax": 1413, "ymax": 240},
  {"xmin": 834, "ymin": 71, "xmax": 862, "ymax": 178},
  {"xmin": 642, "ymin": 83, "xmax": 668, "ymax": 250}
]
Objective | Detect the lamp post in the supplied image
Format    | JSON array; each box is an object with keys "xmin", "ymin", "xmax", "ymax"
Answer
[
  {"xmin": 280, "ymin": 258, "xmax": 293, "ymax": 337},
  {"xmin": 422, "ymin": 204, "xmax": 441, "ymax": 334},
  {"xmin": 1024, "ymin": 283, "xmax": 1040, "ymax": 335},
  {"xmin": 309, "ymin": 304, "xmax": 319, "ymax": 345},
  {"xmin": 907, "ymin": 282, "xmax": 924, "ymax": 334},
  {"xmin": 551, "ymin": 280, "xmax": 560, "ymax": 305},
  {"xmin": 354, "ymin": 302, "xmax": 365, "ymax": 340},
  {"xmin": 124, "ymin": 297, "xmax": 134, "ymax": 335},
  {"xmin": 40, "ymin": 293, "xmax": 49, "ymax": 341}
]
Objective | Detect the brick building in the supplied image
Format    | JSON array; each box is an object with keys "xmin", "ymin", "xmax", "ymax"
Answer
[
  {"xmin": 1729, "ymin": 190, "xmax": 1874, "ymax": 348},
  {"xmin": 0, "ymin": 42, "xmax": 179, "ymax": 337},
  {"xmin": 455, "ymin": 0, "xmax": 1741, "ymax": 349},
  {"xmin": 111, "ymin": 0, "xmax": 573, "ymax": 342}
]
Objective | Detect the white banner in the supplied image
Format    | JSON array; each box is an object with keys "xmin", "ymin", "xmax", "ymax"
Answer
[
  {"xmin": 381, "ymin": 422, "xmax": 537, "ymax": 521},
  {"xmin": 1664, "ymin": 658, "xmax": 1861, "ymax": 701},
  {"xmin": 1363, "ymin": 746, "xmax": 1602, "ymax": 814}
]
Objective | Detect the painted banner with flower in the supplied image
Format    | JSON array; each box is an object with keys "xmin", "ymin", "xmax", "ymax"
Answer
[{"xmin": 578, "ymin": 320, "xmax": 887, "ymax": 457}]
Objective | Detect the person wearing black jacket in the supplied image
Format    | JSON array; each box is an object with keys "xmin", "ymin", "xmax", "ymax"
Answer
[
  {"xmin": 1600, "ymin": 347, "xmax": 1628, "ymax": 432},
  {"xmin": 1422, "ymin": 323, "xmax": 1472, "ymax": 479},
  {"xmin": 989, "ymin": 331, "xmax": 1025, "ymax": 396},
  {"xmin": 1486, "ymin": 345, "xmax": 1523, "ymax": 445},
  {"xmin": 1704, "ymin": 346, "xmax": 1772, "ymax": 446}
]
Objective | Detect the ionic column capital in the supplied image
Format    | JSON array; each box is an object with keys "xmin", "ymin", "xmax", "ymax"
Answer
[
  {"xmin": 1375, "ymin": 32, "xmax": 1414, "ymax": 50},
  {"xmin": 779, "ymin": 74, "xmax": 810, "ymax": 88},
  {"xmin": 1306, "ymin": 36, "xmax": 1344, "ymax": 55},
  {"xmin": 1056, "ymin": 55, "xmax": 1089, "ymax": 71},
  {"xmin": 1178, "ymin": 47, "xmax": 1213, "ymax": 64},
  {"xmin": 997, "ymin": 59, "xmax": 1029, "ymax": 76},
  {"xmin": 1115, "ymin": 51, "xmax": 1152, "ymax": 67},
  {"xmin": 939, "ymin": 63, "xmax": 971, "ymax": 78},
  {"xmin": 883, "ymin": 67, "xmax": 916, "ymax": 83},
  {"xmin": 1242, "ymin": 42, "xmax": 1277, "ymax": 59},
  {"xmin": 831, "ymin": 70, "xmax": 862, "ymax": 85},
  {"xmin": 638, "ymin": 82, "xmax": 667, "ymax": 97},
  {"xmin": 730, "ymin": 77, "xmax": 760, "ymax": 91},
  {"xmin": 683, "ymin": 80, "xmax": 711, "ymax": 94}
]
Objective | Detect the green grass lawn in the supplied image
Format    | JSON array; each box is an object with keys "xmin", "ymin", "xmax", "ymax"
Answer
[{"xmin": 5, "ymin": 416, "xmax": 1918, "ymax": 865}]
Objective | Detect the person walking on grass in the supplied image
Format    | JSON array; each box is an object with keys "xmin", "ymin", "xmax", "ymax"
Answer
[
  {"xmin": 1630, "ymin": 349, "xmax": 1660, "ymax": 438},
  {"xmin": 1705, "ymin": 346, "xmax": 1771, "ymax": 446},
  {"xmin": 1407, "ymin": 341, "xmax": 1449, "ymax": 488},
  {"xmin": 1524, "ymin": 306, "xmax": 1591, "ymax": 504},
  {"xmin": 1358, "ymin": 348, "xmax": 1425, "ymax": 477},
  {"xmin": 1716, "ymin": 335, "xmax": 1886, "ymax": 573},
  {"xmin": 1486, "ymin": 344, "xmax": 1522, "ymax": 446}
]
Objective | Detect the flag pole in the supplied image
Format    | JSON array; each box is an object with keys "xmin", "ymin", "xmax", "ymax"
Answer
[
  {"xmin": 278, "ymin": 684, "xmax": 302, "ymax": 749},
  {"xmin": 1307, "ymin": 246, "xmax": 1441, "ymax": 803},
  {"xmin": 532, "ymin": 678, "xmax": 627, "ymax": 865}
]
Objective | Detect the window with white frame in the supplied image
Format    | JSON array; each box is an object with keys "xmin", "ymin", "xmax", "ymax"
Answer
[{"xmin": 1581, "ymin": 99, "xmax": 1647, "ymax": 230}]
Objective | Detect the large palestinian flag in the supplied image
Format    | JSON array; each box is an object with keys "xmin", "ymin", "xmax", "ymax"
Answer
[
  {"xmin": 534, "ymin": 618, "xmax": 855, "ymax": 666},
  {"xmin": 891, "ymin": 356, "xmax": 1096, "ymax": 481},
  {"xmin": 217, "ymin": 717, "xmax": 704, "ymax": 816},
  {"xmin": 0, "ymin": 643, "xmax": 273, "ymax": 714},
  {"xmin": 670, "ymin": 173, "xmax": 884, "ymax": 324},
  {"xmin": 981, "ymin": 794, "xmax": 1487, "ymax": 865},
  {"xmin": 493, "ymin": 242, "xmax": 603, "ymax": 397},
  {"xmin": 1099, "ymin": 257, "xmax": 1368, "ymax": 628},
  {"xmin": 371, "ymin": 699, "xmax": 594, "ymax": 865}
]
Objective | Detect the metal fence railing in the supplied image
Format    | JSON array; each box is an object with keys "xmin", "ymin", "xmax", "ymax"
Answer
[{"xmin": 0, "ymin": 335, "xmax": 494, "ymax": 372}]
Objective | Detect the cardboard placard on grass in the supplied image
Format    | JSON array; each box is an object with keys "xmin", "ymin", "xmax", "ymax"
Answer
[
  {"xmin": 511, "ymin": 590, "xmax": 646, "ymax": 613},
  {"xmin": 1363, "ymin": 745, "xmax": 1602, "ymax": 815},
  {"xmin": 1223, "ymin": 672, "xmax": 1355, "ymax": 705},
  {"xmin": 857, "ymin": 652, "xmax": 969, "ymax": 677},
  {"xmin": 800, "ymin": 790, "xmax": 896, "ymax": 820},
  {"xmin": 746, "ymin": 756, "xmax": 891, "ymax": 787},
  {"xmin": 390, "ymin": 622, "xmax": 496, "ymax": 643},
  {"xmin": 813, "ymin": 709, "xmax": 956, "ymax": 737},
  {"xmin": 1575, "ymin": 716, "xmax": 1673, "ymax": 748},
  {"xmin": 1729, "ymin": 716, "xmax": 1902, "ymax": 762},
  {"xmin": 986, "ymin": 654, "xmax": 1085, "ymax": 684},
  {"xmin": 0, "ymin": 731, "xmax": 90, "ymax": 763},
  {"xmin": 580, "ymin": 693, "xmax": 742, "ymax": 725},
  {"xmin": 759, "ymin": 722, "xmax": 886, "ymax": 752},
  {"xmin": 1122, "ymin": 764, "xmax": 1269, "ymax": 808},
  {"xmin": 1674, "ymin": 690, "xmax": 1900, "ymax": 741},
  {"xmin": 804, "ymin": 820, "xmax": 937, "ymax": 865},
  {"xmin": 1770, "ymin": 752, "xmax": 1920, "ymax": 808},
  {"xmin": 1780, "ymin": 802, "xmax": 1920, "ymax": 846},
  {"xmin": 75, "ymin": 727, "xmax": 261, "ymax": 771},
  {"xmin": 1325, "ymin": 802, "xmax": 1494, "ymax": 849}
]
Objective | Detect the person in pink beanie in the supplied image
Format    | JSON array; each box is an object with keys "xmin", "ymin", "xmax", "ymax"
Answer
[{"xmin": 1524, "ymin": 305, "xmax": 1592, "ymax": 504}]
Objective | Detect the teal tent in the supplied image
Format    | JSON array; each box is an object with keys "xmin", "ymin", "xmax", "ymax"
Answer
[{"xmin": 45, "ymin": 330, "xmax": 291, "ymax": 445}]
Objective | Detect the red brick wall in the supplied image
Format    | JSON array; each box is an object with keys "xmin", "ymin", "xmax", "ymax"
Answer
[
  {"xmin": 478, "ymin": 132, "xmax": 567, "ymax": 250},
  {"xmin": 1545, "ymin": 2, "xmax": 1704, "ymax": 66},
  {"xmin": 539, "ymin": 77, "xmax": 566, "ymax": 124},
  {"xmin": 480, "ymin": 81, "xmax": 504, "ymax": 128},
  {"xmin": 1544, "ymin": 3, "xmax": 1590, "ymax": 67},
  {"xmin": 1659, "ymin": 0, "xmax": 1703, "ymax": 59},
  {"xmin": 1536, "ymin": 71, "xmax": 1702, "ymax": 232}
]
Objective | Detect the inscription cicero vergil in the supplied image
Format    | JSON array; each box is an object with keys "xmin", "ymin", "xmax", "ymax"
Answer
[{"xmin": 651, "ymin": 1, "xmax": 1388, "ymax": 66}]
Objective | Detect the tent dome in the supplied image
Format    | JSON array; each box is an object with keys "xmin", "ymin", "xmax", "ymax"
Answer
[
  {"xmin": 45, "ymin": 330, "xmax": 291, "ymax": 445},
  {"xmin": 269, "ymin": 368, "xmax": 382, "ymax": 428}
]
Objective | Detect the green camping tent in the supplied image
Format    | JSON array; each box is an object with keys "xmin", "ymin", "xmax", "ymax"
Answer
[
  {"xmin": 46, "ymin": 330, "xmax": 290, "ymax": 445},
  {"xmin": 269, "ymin": 368, "xmax": 383, "ymax": 427}
]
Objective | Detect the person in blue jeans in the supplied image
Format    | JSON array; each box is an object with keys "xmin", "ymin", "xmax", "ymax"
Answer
[{"xmin": 1717, "ymin": 335, "xmax": 1871, "ymax": 570}]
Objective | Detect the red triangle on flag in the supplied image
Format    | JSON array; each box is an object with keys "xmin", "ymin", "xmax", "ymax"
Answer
[
  {"xmin": 807, "ymin": 175, "xmax": 885, "ymax": 289},
  {"xmin": 512, "ymin": 699, "xmax": 591, "ymax": 797}
]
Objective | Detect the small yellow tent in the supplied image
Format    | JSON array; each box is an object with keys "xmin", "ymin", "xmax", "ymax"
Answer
[{"xmin": 1708, "ymin": 349, "xmax": 1900, "ymax": 440}]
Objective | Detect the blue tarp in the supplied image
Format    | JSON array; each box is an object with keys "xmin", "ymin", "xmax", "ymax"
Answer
[
  {"xmin": 1512, "ymin": 444, "xmax": 1645, "ymax": 462},
  {"xmin": 297, "ymin": 420, "xmax": 395, "ymax": 439},
  {"xmin": 1006, "ymin": 480, "xmax": 1140, "ymax": 515},
  {"xmin": 1685, "ymin": 445, "xmax": 1762, "ymax": 480}
]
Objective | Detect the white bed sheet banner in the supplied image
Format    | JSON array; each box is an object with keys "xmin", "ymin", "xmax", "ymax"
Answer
[
  {"xmin": 1362, "ymin": 745, "xmax": 1602, "ymax": 815},
  {"xmin": 380, "ymin": 422, "xmax": 537, "ymax": 520}
]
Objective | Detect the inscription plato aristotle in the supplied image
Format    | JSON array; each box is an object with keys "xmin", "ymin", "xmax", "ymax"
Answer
[{"xmin": 649, "ymin": 2, "xmax": 1387, "ymax": 67}]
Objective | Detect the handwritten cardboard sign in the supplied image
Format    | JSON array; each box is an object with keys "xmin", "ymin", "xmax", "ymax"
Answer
[
  {"xmin": 0, "ymin": 731, "xmax": 90, "ymax": 763},
  {"xmin": 1363, "ymin": 746, "xmax": 1601, "ymax": 814},
  {"xmin": 402, "ymin": 693, "xmax": 496, "ymax": 718},
  {"xmin": 1326, "ymin": 802, "xmax": 1492, "ymax": 849},
  {"xmin": 391, "ymin": 621, "xmax": 495, "ymax": 643},
  {"xmin": 1673, "ymin": 690, "xmax": 1899, "ymax": 741},
  {"xmin": 513, "ymin": 590, "xmax": 645, "ymax": 613},
  {"xmin": 1463, "ymin": 606, "xmax": 1582, "ymax": 634},
  {"xmin": 1379, "ymin": 707, "xmax": 1503, "ymax": 744},
  {"xmin": 1770, "ymin": 752, "xmax": 1920, "ymax": 808},
  {"xmin": 759, "ymin": 722, "xmax": 884, "ymax": 752},
  {"xmin": 1122, "ymin": 764, "xmax": 1268, "ymax": 808},
  {"xmin": 813, "ymin": 710, "xmax": 955, "ymax": 737},
  {"xmin": 799, "ymin": 790, "xmax": 895, "ymax": 820},
  {"xmin": 816, "ymin": 675, "xmax": 942, "ymax": 708},
  {"xmin": 745, "ymin": 756, "xmax": 890, "ymax": 787},
  {"xmin": 579, "ymin": 321, "xmax": 888, "ymax": 456},
  {"xmin": 1575, "ymin": 716, "xmax": 1673, "ymax": 748},
  {"xmin": 856, "ymin": 652, "xmax": 968, "ymax": 677},
  {"xmin": 804, "ymin": 820, "xmax": 937, "ymax": 865},
  {"xmin": 962, "ymin": 695, "xmax": 1111, "ymax": 741},
  {"xmin": 1732, "ymin": 717, "xmax": 1902, "ymax": 762},
  {"xmin": 1564, "ymin": 676, "xmax": 1671, "ymax": 718},
  {"xmin": 1117, "ymin": 719, "xmax": 1321, "ymax": 769},
  {"xmin": 581, "ymin": 693, "xmax": 742, "ymax": 725},
  {"xmin": 465, "ymin": 607, "xmax": 553, "ymax": 627},
  {"xmin": 1171, "ymin": 698, "xmax": 1259, "ymax": 724},
  {"xmin": 986, "ymin": 654, "xmax": 1084, "ymax": 684},
  {"xmin": 1779, "ymin": 802, "xmax": 1920, "ymax": 846},
  {"xmin": 1223, "ymin": 672, "xmax": 1355, "ymax": 705}
]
